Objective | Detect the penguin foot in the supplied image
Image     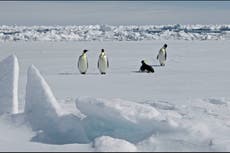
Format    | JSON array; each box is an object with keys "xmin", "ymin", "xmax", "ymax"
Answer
[
  {"xmin": 81, "ymin": 72, "xmax": 86, "ymax": 74},
  {"xmin": 101, "ymin": 72, "xmax": 106, "ymax": 75}
]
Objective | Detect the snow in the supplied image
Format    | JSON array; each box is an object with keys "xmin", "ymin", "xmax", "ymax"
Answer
[
  {"xmin": 76, "ymin": 97, "xmax": 168, "ymax": 143},
  {"xmin": 24, "ymin": 65, "xmax": 88, "ymax": 144},
  {"xmin": 76, "ymin": 97, "xmax": 160, "ymax": 123},
  {"xmin": 0, "ymin": 39, "xmax": 230, "ymax": 151},
  {"xmin": 0, "ymin": 116, "xmax": 92, "ymax": 152},
  {"xmin": 93, "ymin": 136, "xmax": 137, "ymax": 152},
  {"xmin": 0, "ymin": 24, "xmax": 230, "ymax": 42},
  {"xmin": 0, "ymin": 54, "xmax": 19, "ymax": 114},
  {"xmin": 25, "ymin": 65, "xmax": 64, "ymax": 117}
]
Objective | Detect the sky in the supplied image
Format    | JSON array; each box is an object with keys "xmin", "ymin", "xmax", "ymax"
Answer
[{"xmin": 0, "ymin": 1, "xmax": 229, "ymax": 26}]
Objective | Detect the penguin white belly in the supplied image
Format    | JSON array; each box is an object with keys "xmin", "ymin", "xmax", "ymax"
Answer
[
  {"xmin": 158, "ymin": 53, "xmax": 166, "ymax": 65},
  {"xmin": 98, "ymin": 57, "xmax": 108, "ymax": 73},
  {"xmin": 78, "ymin": 57, "xmax": 88, "ymax": 73}
]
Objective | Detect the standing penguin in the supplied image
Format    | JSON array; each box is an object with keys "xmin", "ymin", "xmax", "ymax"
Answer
[
  {"xmin": 78, "ymin": 49, "xmax": 88, "ymax": 74},
  {"xmin": 98, "ymin": 49, "xmax": 109, "ymax": 75},
  {"xmin": 157, "ymin": 44, "xmax": 168, "ymax": 66}
]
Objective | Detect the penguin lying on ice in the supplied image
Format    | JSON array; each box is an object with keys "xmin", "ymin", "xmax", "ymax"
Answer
[{"xmin": 140, "ymin": 60, "xmax": 154, "ymax": 73}]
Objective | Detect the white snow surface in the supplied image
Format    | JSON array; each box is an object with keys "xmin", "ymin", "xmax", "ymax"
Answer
[
  {"xmin": 0, "ymin": 40, "xmax": 230, "ymax": 151},
  {"xmin": 93, "ymin": 136, "xmax": 137, "ymax": 152},
  {"xmin": 0, "ymin": 24, "xmax": 230, "ymax": 41},
  {"xmin": 0, "ymin": 54, "xmax": 19, "ymax": 114}
]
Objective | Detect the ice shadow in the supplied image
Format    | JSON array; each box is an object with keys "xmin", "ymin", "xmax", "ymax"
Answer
[{"xmin": 30, "ymin": 114, "xmax": 90, "ymax": 145}]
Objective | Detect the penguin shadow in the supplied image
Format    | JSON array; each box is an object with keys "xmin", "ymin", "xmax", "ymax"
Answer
[
  {"xmin": 131, "ymin": 70, "xmax": 143, "ymax": 73},
  {"xmin": 151, "ymin": 64, "xmax": 162, "ymax": 67},
  {"xmin": 131, "ymin": 70, "xmax": 154, "ymax": 73},
  {"xmin": 58, "ymin": 72, "xmax": 99, "ymax": 76},
  {"xmin": 58, "ymin": 72, "xmax": 78, "ymax": 75}
]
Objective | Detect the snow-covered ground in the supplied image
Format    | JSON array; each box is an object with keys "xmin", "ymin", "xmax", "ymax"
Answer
[{"xmin": 0, "ymin": 39, "xmax": 230, "ymax": 151}]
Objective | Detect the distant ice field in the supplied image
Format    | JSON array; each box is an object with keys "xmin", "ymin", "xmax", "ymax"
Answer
[{"xmin": 0, "ymin": 25, "xmax": 230, "ymax": 41}]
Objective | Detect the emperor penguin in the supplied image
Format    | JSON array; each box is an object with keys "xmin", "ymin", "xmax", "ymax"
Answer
[
  {"xmin": 78, "ymin": 49, "xmax": 88, "ymax": 74},
  {"xmin": 157, "ymin": 44, "xmax": 168, "ymax": 66},
  {"xmin": 140, "ymin": 60, "xmax": 154, "ymax": 73},
  {"xmin": 97, "ymin": 49, "xmax": 109, "ymax": 75}
]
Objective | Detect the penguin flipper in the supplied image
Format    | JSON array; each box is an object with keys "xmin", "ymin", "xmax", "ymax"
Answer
[
  {"xmin": 107, "ymin": 57, "xmax": 109, "ymax": 68},
  {"xmin": 77, "ymin": 56, "xmax": 81, "ymax": 69},
  {"xmin": 157, "ymin": 54, "xmax": 159, "ymax": 60},
  {"xmin": 165, "ymin": 52, "xmax": 167, "ymax": 60}
]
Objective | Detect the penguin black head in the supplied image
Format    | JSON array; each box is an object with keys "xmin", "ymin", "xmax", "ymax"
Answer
[
  {"xmin": 164, "ymin": 44, "xmax": 168, "ymax": 48},
  {"xmin": 141, "ymin": 60, "xmax": 145, "ymax": 64},
  {"xmin": 101, "ymin": 49, "xmax": 105, "ymax": 52},
  {"xmin": 83, "ymin": 49, "xmax": 88, "ymax": 53}
]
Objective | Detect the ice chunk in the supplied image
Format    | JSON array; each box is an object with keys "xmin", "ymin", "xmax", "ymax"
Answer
[
  {"xmin": 25, "ymin": 65, "xmax": 88, "ymax": 144},
  {"xmin": 0, "ymin": 54, "xmax": 19, "ymax": 114},
  {"xmin": 76, "ymin": 98, "xmax": 176, "ymax": 143},
  {"xmin": 76, "ymin": 98, "xmax": 160, "ymax": 124},
  {"xmin": 24, "ymin": 65, "xmax": 64, "ymax": 121},
  {"xmin": 94, "ymin": 136, "xmax": 137, "ymax": 152}
]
